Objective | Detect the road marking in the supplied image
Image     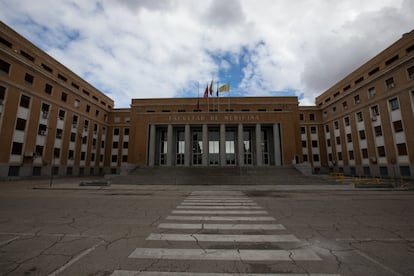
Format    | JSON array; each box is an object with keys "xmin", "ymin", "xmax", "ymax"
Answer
[
  {"xmin": 172, "ymin": 210, "xmax": 268, "ymax": 215},
  {"xmin": 336, "ymin": 238, "xmax": 414, "ymax": 242},
  {"xmin": 129, "ymin": 248, "xmax": 322, "ymax": 261},
  {"xmin": 186, "ymin": 197, "xmax": 251, "ymax": 200},
  {"xmin": 158, "ymin": 223, "xmax": 286, "ymax": 230},
  {"xmin": 181, "ymin": 202, "xmax": 257, "ymax": 206},
  {"xmin": 177, "ymin": 205, "xmax": 262, "ymax": 209},
  {"xmin": 191, "ymin": 191, "xmax": 244, "ymax": 195},
  {"xmin": 147, "ymin": 233, "xmax": 299, "ymax": 242},
  {"xmin": 167, "ymin": 216, "xmax": 275, "ymax": 221},
  {"xmin": 183, "ymin": 200, "xmax": 254, "ymax": 203},
  {"xmin": 112, "ymin": 271, "xmax": 341, "ymax": 276},
  {"xmin": 48, "ymin": 240, "xmax": 106, "ymax": 276}
]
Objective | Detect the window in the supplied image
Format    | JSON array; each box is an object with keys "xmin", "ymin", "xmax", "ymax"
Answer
[
  {"xmin": 328, "ymin": 153, "xmax": 332, "ymax": 161},
  {"xmin": 8, "ymin": 166, "xmax": 20, "ymax": 177},
  {"xmin": 346, "ymin": 133, "xmax": 352, "ymax": 143},
  {"xmin": 72, "ymin": 115, "xmax": 78, "ymax": 126},
  {"xmin": 124, "ymin": 128, "xmax": 130, "ymax": 135},
  {"xmin": 369, "ymin": 67, "xmax": 379, "ymax": 76},
  {"xmin": 11, "ymin": 142, "xmax": 23, "ymax": 155},
  {"xmin": 389, "ymin": 97, "xmax": 399, "ymax": 110},
  {"xmin": 24, "ymin": 73, "xmax": 34, "ymax": 84},
  {"xmin": 310, "ymin": 126, "xmax": 316, "ymax": 134},
  {"xmin": 400, "ymin": 166, "xmax": 411, "ymax": 176},
  {"xmin": 371, "ymin": 105, "xmax": 379, "ymax": 117},
  {"xmin": 338, "ymin": 152, "xmax": 343, "ymax": 160},
  {"xmin": 82, "ymin": 136, "xmax": 87, "ymax": 144},
  {"xmin": 74, "ymin": 99, "xmax": 80, "ymax": 108},
  {"xmin": 56, "ymin": 129, "xmax": 63, "ymax": 139},
  {"xmin": 344, "ymin": 117, "xmax": 350, "ymax": 126},
  {"xmin": 311, "ymin": 140, "xmax": 318, "ymax": 148},
  {"xmin": 19, "ymin": 95, "xmax": 30, "ymax": 108},
  {"xmin": 349, "ymin": 150, "xmax": 354, "ymax": 160},
  {"xmin": 325, "ymin": 125, "xmax": 330, "ymax": 132},
  {"xmin": 123, "ymin": 142, "xmax": 129, "ymax": 149},
  {"xmin": 361, "ymin": 148, "xmax": 368, "ymax": 159},
  {"xmin": 58, "ymin": 73, "xmax": 67, "ymax": 82},
  {"xmin": 303, "ymin": 154, "xmax": 308, "ymax": 162},
  {"xmin": 299, "ymin": 114, "xmax": 304, "ymax": 120},
  {"xmin": 113, "ymin": 142, "xmax": 119, "ymax": 149},
  {"xmin": 122, "ymin": 155, "xmax": 128, "ymax": 162},
  {"xmin": 0, "ymin": 59, "xmax": 10, "ymax": 74},
  {"xmin": 380, "ymin": 166, "xmax": 388, "ymax": 176},
  {"xmin": 359, "ymin": 130, "xmax": 366, "ymax": 140},
  {"xmin": 333, "ymin": 91, "xmax": 340, "ymax": 97},
  {"xmin": 309, "ymin": 113, "xmax": 315, "ymax": 120},
  {"xmin": 71, "ymin": 82, "xmax": 79, "ymax": 89},
  {"xmin": 0, "ymin": 36, "xmax": 12, "ymax": 48},
  {"xmin": 313, "ymin": 154, "xmax": 319, "ymax": 162},
  {"xmin": 53, "ymin": 148, "xmax": 60, "ymax": 158},
  {"xmin": 15, "ymin": 118, "xmax": 26, "ymax": 131},
  {"xmin": 61, "ymin": 92, "xmax": 68, "ymax": 102},
  {"xmin": 114, "ymin": 128, "xmax": 120, "ymax": 135},
  {"xmin": 342, "ymin": 101, "xmax": 348, "ymax": 109},
  {"xmin": 302, "ymin": 140, "xmax": 307, "ymax": 147},
  {"xmin": 393, "ymin": 120, "xmax": 403, "ymax": 132},
  {"xmin": 38, "ymin": 124, "xmax": 47, "ymax": 135},
  {"xmin": 332, "ymin": 106, "xmax": 337, "ymax": 113},
  {"xmin": 58, "ymin": 110, "xmax": 65, "ymax": 120},
  {"xmin": 334, "ymin": 121, "xmax": 339, "ymax": 129},
  {"xmin": 86, "ymin": 105, "xmax": 90, "ymax": 112},
  {"xmin": 397, "ymin": 143, "xmax": 407, "ymax": 155},
  {"xmin": 336, "ymin": 136, "xmax": 341, "ymax": 145},
  {"xmin": 20, "ymin": 50, "xmax": 35, "ymax": 61},
  {"xmin": 91, "ymin": 153, "xmax": 95, "ymax": 162},
  {"xmin": 41, "ymin": 63, "xmax": 53, "ymax": 73},
  {"xmin": 377, "ymin": 146, "xmax": 386, "ymax": 157},
  {"xmin": 35, "ymin": 145, "xmax": 43, "ymax": 157},
  {"xmin": 326, "ymin": 139, "xmax": 331, "ymax": 147},
  {"xmin": 111, "ymin": 155, "xmax": 117, "ymax": 162},
  {"xmin": 354, "ymin": 95, "xmax": 360, "ymax": 104},
  {"xmin": 0, "ymin": 85, "xmax": 5, "ymax": 101},
  {"xmin": 80, "ymin": 152, "xmax": 86, "ymax": 160},
  {"xmin": 368, "ymin": 87, "xmax": 376, "ymax": 97},
  {"xmin": 386, "ymin": 77, "xmax": 395, "ymax": 89},
  {"xmin": 374, "ymin": 126, "xmax": 382, "ymax": 137},
  {"xmin": 407, "ymin": 66, "xmax": 414, "ymax": 80},
  {"xmin": 84, "ymin": 120, "xmax": 89, "ymax": 131},
  {"xmin": 356, "ymin": 112, "xmax": 363, "ymax": 122},
  {"xmin": 44, "ymin": 83, "xmax": 53, "ymax": 94},
  {"xmin": 343, "ymin": 85, "xmax": 351, "ymax": 92},
  {"xmin": 385, "ymin": 55, "xmax": 398, "ymax": 66},
  {"xmin": 70, "ymin": 132, "xmax": 76, "ymax": 142},
  {"xmin": 355, "ymin": 76, "xmax": 364, "ymax": 84},
  {"xmin": 300, "ymin": 127, "xmax": 305, "ymax": 134},
  {"xmin": 95, "ymin": 110, "xmax": 100, "ymax": 117}
]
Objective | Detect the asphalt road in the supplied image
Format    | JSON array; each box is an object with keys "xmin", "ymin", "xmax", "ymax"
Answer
[{"xmin": 0, "ymin": 181, "xmax": 413, "ymax": 276}]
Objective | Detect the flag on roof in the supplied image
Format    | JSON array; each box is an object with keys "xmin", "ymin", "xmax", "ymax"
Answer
[
  {"xmin": 203, "ymin": 83, "xmax": 208, "ymax": 98},
  {"xmin": 209, "ymin": 80, "xmax": 213, "ymax": 96},
  {"xmin": 218, "ymin": 83, "xmax": 230, "ymax": 92}
]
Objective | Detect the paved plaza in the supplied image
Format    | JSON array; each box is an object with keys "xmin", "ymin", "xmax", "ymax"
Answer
[{"xmin": 0, "ymin": 178, "xmax": 413, "ymax": 275}]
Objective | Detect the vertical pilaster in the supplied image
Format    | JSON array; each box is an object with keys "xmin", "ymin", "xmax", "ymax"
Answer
[
  {"xmin": 148, "ymin": 124, "xmax": 156, "ymax": 167},
  {"xmin": 273, "ymin": 123, "xmax": 282, "ymax": 166},
  {"xmin": 184, "ymin": 124, "xmax": 191, "ymax": 167},
  {"xmin": 220, "ymin": 124, "xmax": 226, "ymax": 166},
  {"xmin": 256, "ymin": 123, "xmax": 262, "ymax": 166},
  {"xmin": 202, "ymin": 124, "xmax": 208, "ymax": 166},
  {"xmin": 238, "ymin": 123, "xmax": 244, "ymax": 166},
  {"xmin": 167, "ymin": 124, "xmax": 173, "ymax": 166}
]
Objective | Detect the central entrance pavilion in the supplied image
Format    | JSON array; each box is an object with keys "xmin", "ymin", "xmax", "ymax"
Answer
[{"xmin": 127, "ymin": 97, "xmax": 301, "ymax": 167}]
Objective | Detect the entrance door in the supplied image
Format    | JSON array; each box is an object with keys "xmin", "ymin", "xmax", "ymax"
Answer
[{"xmin": 208, "ymin": 129, "xmax": 219, "ymax": 165}]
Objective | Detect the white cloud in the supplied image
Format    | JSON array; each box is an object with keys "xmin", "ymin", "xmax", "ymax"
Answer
[{"xmin": 0, "ymin": 0, "xmax": 412, "ymax": 107}]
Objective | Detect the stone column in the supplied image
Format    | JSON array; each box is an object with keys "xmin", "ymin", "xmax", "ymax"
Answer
[
  {"xmin": 184, "ymin": 124, "xmax": 191, "ymax": 167},
  {"xmin": 238, "ymin": 123, "xmax": 244, "ymax": 166},
  {"xmin": 220, "ymin": 124, "xmax": 226, "ymax": 166},
  {"xmin": 167, "ymin": 124, "xmax": 173, "ymax": 166},
  {"xmin": 148, "ymin": 124, "xmax": 156, "ymax": 167},
  {"xmin": 255, "ymin": 123, "xmax": 262, "ymax": 166},
  {"xmin": 273, "ymin": 123, "xmax": 282, "ymax": 166},
  {"xmin": 202, "ymin": 124, "xmax": 208, "ymax": 166}
]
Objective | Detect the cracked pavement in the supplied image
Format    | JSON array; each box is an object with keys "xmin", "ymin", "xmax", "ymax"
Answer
[{"xmin": 0, "ymin": 181, "xmax": 413, "ymax": 275}]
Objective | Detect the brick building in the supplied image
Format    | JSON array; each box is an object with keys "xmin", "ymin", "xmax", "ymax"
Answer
[{"xmin": 1, "ymin": 22, "xmax": 413, "ymax": 179}]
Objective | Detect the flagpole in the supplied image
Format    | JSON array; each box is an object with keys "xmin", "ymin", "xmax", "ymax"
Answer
[
  {"xmin": 197, "ymin": 82, "xmax": 200, "ymax": 110},
  {"xmin": 217, "ymin": 81, "xmax": 220, "ymax": 112},
  {"xmin": 207, "ymin": 82, "xmax": 209, "ymax": 112}
]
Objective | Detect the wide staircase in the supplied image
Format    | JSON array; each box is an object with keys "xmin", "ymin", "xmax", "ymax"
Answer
[{"xmin": 106, "ymin": 166, "xmax": 330, "ymax": 185}]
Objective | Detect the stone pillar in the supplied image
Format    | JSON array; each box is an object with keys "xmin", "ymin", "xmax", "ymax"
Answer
[
  {"xmin": 273, "ymin": 123, "xmax": 282, "ymax": 166},
  {"xmin": 202, "ymin": 124, "xmax": 208, "ymax": 166},
  {"xmin": 255, "ymin": 123, "xmax": 262, "ymax": 166},
  {"xmin": 220, "ymin": 124, "xmax": 226, "ymax": 166},
  {"xmin": 184, "ymin": 124, "xmax": 191, "ymax": 167},
  {"xmin": 238, "ymin": 123, "xmax": 244, "ymax": 166},
  {"xmin": 148, "ymin": 124, "xmax": 156, "ymax": 167},
  {"xmin": 167, "ymin": 124, "xmax": 173, "ymax": 166}
]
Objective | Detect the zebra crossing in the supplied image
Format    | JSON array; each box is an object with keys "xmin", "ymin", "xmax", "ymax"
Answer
[{"xmin": 111, "ymin": 191, "xmax": 340, "ymax": 275}]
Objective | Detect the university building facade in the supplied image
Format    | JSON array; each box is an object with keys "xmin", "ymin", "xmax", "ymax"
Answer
[{"xmin": 1, "ymin": 21, "xmax": 413, "ymax": 179}]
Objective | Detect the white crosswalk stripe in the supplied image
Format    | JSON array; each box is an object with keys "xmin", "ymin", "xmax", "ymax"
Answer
[
  {"xmin": 110, "ymin": 190, "xmax": 340, "ymax": 275},
  {"xmin": 158, "ymin": 223, "xmax": 286, "ymax": 230},
  {"xmin": 147, "ymin": 233, "xmax": 299, "ymax": 242}
]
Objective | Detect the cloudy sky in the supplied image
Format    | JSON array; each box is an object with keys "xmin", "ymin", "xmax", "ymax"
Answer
[{"xmin": 1, "ymin": 0, "xmax": 413, "ymax": 107}]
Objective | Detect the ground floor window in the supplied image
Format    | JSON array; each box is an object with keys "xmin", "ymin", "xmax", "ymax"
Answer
[{"xmin": 8, "ymin": 166, "xmax": 20, "ymax": 176}]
